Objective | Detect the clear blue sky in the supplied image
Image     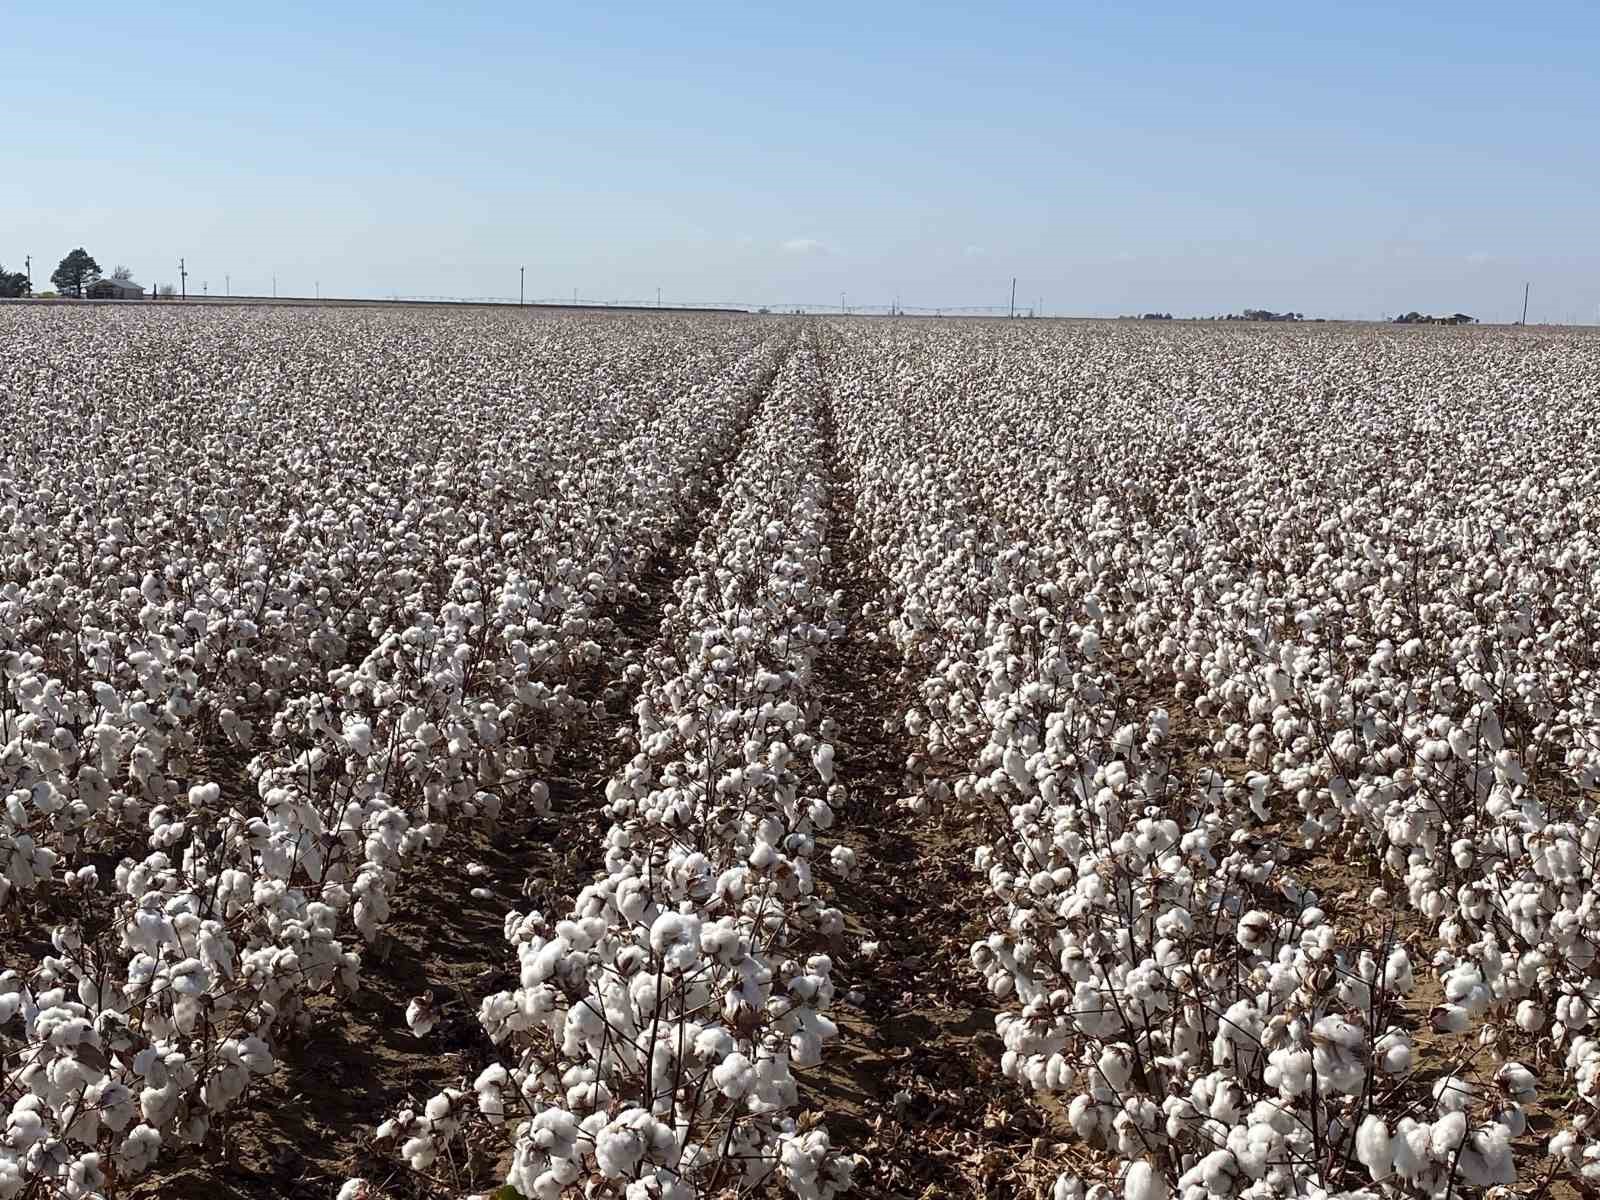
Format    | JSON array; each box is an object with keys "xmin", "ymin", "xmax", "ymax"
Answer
[{"xmin": 8, "ymin": 1, "xmax": 1597, "ymax": 320}]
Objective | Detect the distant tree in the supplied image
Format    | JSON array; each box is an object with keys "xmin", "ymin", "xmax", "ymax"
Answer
[
  {"xmin": 112, "ymin": 264, "xmax": 133, "ymax": 281},
  {"xmin": 51, "ymin": 249, "xmax": 101, "ymax": 298},
  {"xmin": 158, "ymin": 283, "xmax": 176, "ymax": 298},
  {"xmin": 0, "ymin": 264, "xmax": 30, "ymax": 298}
]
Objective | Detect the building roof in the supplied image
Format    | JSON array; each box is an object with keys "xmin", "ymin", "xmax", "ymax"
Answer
[{"xmin": 97, "ymin": 278, "xmax": 145, "ymax": 292}]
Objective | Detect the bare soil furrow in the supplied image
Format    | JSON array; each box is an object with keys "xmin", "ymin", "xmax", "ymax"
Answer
[{"xmin": 798, "ymin": 378, "xmax": 1060, "ymax": 1200}]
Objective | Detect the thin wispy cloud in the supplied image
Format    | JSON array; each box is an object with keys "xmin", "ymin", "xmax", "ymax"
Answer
[{"xmin": 779, "ymin": 237, "xmax": 830, "ymax": 256}]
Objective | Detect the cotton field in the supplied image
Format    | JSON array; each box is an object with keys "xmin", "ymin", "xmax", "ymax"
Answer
[{"xmin": 3, "ymin": 306, "xmax": 1600, "ymax": 1200}]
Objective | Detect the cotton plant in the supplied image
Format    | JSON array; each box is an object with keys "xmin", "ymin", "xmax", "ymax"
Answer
[
  {"xmin": 0, "ymin": 308, "xmax": 795, "ymax": 1195},
  {"xmin": 370, "ymin": 348, "xmax": 862, "ymax": 1197},
  {"xmin": 822, "ymin": 319, "xmax": 1600, "ymax": 1197}
]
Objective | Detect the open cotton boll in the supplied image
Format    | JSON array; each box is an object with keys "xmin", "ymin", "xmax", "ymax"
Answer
[
  {"xmin": 1497, "ymin": 1062, "xmax": 1537, "ymax": 1103},
  {"xmin": 405, "ymin": 994, "xmax": 439, "ymax": 1037},
  {"xmin": 1123, "ymin": 1160, "xmax": 1166, "ymax": 1200},
  {"xmin": 812, "ymin": 743, "xmax": 835, "ymax": 783},
  {"xmin": 649, "ymin": 911, "xmax": 702, "ymax": 972},
  {"xmin": 401, "ymin": 1134, "xmax": 436, "ymax": 1170},
  {"xmin": 1357, "ymin": 1115, "xmax": 1393, "ymax": 1181},
  {"xmin": 713, "ymin": 1052, "xmax": 756, "ymax": 1099}
]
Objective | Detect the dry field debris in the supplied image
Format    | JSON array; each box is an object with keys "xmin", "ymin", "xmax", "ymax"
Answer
[{"xmin": 3, "ymin": 306, "xmax": 1600, "ymax": 1200}]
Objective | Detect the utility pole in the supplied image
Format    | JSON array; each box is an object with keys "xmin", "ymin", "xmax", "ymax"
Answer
[
  {"xmin": 840, "ymin": 292, "xmax": 846, "ymax": 314},
  {"xmin": 23, "ymin": 256, "xmax": 30, "ymax": 289},
  {"xmin": 520, "ymin": 266, "xmax": 525, "ymax": 306},
  {"xmin": 1521, "ymin": 282, "xmax": 1530, "ymax": 325},
  {"xmin": 316, "ymin": 281, "xmax": 320, "ymax": 300},
  {"xmin": 179, "ymin": 258, "xmax": 187, "ymax": 299},
  {"xmin": 657, "ymin": 287, "xmax": 662, "ymax": 307},
  {"xmin": 1010, "ymin": 277, "xmax": 1016, "ymax": 318},
  {"xmin": 225, "ymin": 274, "xmax": 230, "ymax": 297}
]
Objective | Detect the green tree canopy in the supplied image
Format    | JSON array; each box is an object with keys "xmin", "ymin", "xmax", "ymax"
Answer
[
  {"xmin": 0, "ymin": 264, "xmax": 30, "ymax": 298},
  {"xmin": 51, "ymin": 248, "xmax": 101, "ymax": 298}
]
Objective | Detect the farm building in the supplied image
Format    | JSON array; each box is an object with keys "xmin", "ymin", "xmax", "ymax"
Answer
[{"xmin": 87, "ymin": 277, "xmax": 146, "ymax": 299}]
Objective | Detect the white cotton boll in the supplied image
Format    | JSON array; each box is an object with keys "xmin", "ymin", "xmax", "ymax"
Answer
[
  {"xmin": 1458, "ymin": 1124, "xmax": 1516, "ymax": 1186},
  {"xmin": 234, "ymin": 1036, "xmax": 272, "ymax": 1074},
  {"xmin": 117, "ymin": 1124, "xmax": 162, "ymax": 1174},
  {"xmin": 1357, "ymin": 1115, "xmax": 1393, "ymax": 1181},
  {"xmin": 337, "ymin": 1180, "xmax": 371, "ymax": 1200},
  {"xmin": 694, "ymin": 1026, "xmax": 735, "ymax": 1062},
  {"xmin": 1497, "ymin": 1062, "xmax": 1537, "ymax": 1103},
  {"xmin": 169, "ymin": 958, "xmax": 209, "ymax": 996},
  {"xmin": 1496, "ymin": 1104, "xmax": 1528, "ymax": 1138},
  {"xmin": 402, "ymin": 1134, "xmax": 436, "ymax": 1170},
  {"xmin": 1549, "ymin": 1129, "xmax": 1580, "ymax": 1169},
  {"xmin": 1097, "ymin": 1045, "xmax": 1134, "ymax": 1091},
  {"xmin": 812, "ymin": 743, "xmax": 835, "ymax": 783},
  {"xmin": 649, "ymin": 911, "xmax": 702, "ymax": 972},
  {"xmin": 1433, "ymin": 1074, "xmax": 1476, "ymax": 1113},
  {"xmin": 1123, "ymin": 1160, "xmax": 1166, "ymax": 1200},
  {"xmin": 406, "ymin": 995, "xmax": 439, "ymax": 1037},
  {"xmin": 1384, "ymin": 947, "xmax": 1414, "ymax": 994},
  {"xmin": 1236, "ymin": 910, "xmax": 1273, "ymax": 951},
  {"xmin": 1377, "ymin": 1031, "xmax": 1413, "ymax": 1076},
  {"xmin": 1516, "ymin": 1000, "xmax": 1546, "ymax": 1033},
  {"xmin": 1430, "ymin": 1111, "xmax": 1467, "ymax": 1157},
  {"xmin": 713, "ymin": 1052, "xmax": 755, "ymax": 1099},
  {"xmin": 344, "ymin": 723, "xmax": 374, "ymax": 757},
  {"xmin": 595, "ymin": 1119, "xmax": 645, "ymax": 1178}
]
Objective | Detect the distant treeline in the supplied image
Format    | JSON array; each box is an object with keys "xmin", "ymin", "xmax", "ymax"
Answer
[
  {"xmin": 1121, "ymin": 310, "xmax": 1315, "ymax": 322},
  {"xmin": 1393, "ymin": 311, "xmax": 1476, "ymax": 325}
]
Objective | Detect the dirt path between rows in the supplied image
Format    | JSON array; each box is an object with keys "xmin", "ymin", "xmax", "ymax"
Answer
[{"xmin": 796, "ymin": 376, "xmax": 1064, "ymax": 1199}]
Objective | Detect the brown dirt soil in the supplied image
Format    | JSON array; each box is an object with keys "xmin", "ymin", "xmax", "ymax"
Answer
[{"xmin": 793, "ymin": 405, "xmax": 1068, "ymax": 1199}]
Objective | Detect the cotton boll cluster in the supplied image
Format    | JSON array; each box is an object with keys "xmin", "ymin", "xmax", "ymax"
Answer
[
  {"xmin": 0, "ymin": 307, "xmax": 791, "ymax": 1193},
  {"xmin": 821, "ymin": 321, "xmax": 1600, "ymax": 1197},
  {"xmin": 396, "ymin": 349, "xmax": 864, "ymax": 1196},
  {"xmin": 9, "ymin": 302, "xmax": 1600, "ymax": 1196}
]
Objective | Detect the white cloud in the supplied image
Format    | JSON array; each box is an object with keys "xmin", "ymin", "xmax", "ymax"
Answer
[{"xmin": 779, "ymin": 237, "xmax": 829, "ymax": 256}]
